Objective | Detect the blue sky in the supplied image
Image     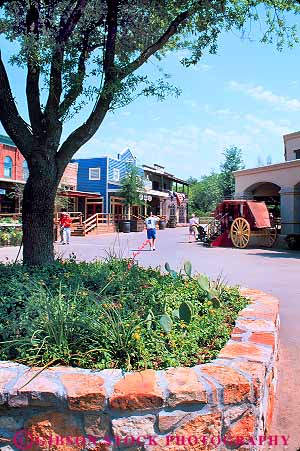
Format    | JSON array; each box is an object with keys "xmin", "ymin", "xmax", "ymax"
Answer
[{"xmin": 1, "ymin": 15, "xmax": 300, "ymax": 180}]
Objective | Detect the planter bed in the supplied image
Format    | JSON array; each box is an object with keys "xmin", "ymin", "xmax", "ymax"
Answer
[{"xmin": 0, "ymin": 289, "xmax": 279, "ymax": 451}]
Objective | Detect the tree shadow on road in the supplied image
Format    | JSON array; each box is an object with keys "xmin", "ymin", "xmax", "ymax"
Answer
[{"xmin": 245, "ymin": 249, "xmax": 300, "ymax": 259}]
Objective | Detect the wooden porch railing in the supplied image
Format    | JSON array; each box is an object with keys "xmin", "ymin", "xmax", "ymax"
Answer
[{"xmin": 82, "ymin": 213, "xmax": 120, "ymax": 235}]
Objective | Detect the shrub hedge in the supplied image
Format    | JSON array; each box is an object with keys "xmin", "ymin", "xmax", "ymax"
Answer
[{"xmin": 0, "ymin": 258, "xmax": 247, "ymax": 371}]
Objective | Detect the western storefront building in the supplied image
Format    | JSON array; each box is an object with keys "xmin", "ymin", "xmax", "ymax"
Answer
[
  {"xmin": 143, "ymin": 163, "xmax": 189, "ymax": 223},
  {"xmin": 74, "ymin": 148, "xmax": 142, "ymax": 217}
]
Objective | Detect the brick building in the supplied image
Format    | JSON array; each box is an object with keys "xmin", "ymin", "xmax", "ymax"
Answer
[
  {"xmin": 0, "ymin": 135, "xmax": 99, "ymax": 216},
  {"xmin": 0, "ymin": 135, "xmax": 28, "ymax": 213}
]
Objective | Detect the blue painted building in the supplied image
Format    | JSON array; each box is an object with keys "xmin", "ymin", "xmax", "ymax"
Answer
[{"xmin": 73, "ymin": 148, "xmax": 139, "ymax": 216}]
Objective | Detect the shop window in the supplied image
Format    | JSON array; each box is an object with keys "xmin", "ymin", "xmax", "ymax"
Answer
[
  {"xmin": 23, "ymin": 160, "xmax": 29, "ymax": 181},
  {"xmin": 295, "ymin": 149, "xmax": 300, "ymax": 159},
  {"xmin": 89, "ymin": 167, "xmax": 101, "ymax": 180},
  {"xmin": 113, "ymin": 168, "xmax": 120, "ymax": 182},
  {"xmin": 4, "ymin": 156, "xmax": 12, "ymax": 178}
]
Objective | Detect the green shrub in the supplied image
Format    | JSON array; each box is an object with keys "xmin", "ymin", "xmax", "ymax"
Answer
[
  {"xmin": 0, "ymin": 227, "xmax": 22, "ymax": 247},
  {"xmin": 0, "ymin": 259, "xmax": 248, "ymax": 371}
]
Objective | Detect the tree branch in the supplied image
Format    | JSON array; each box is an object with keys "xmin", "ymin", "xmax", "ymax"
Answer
[
  {"xmin": 103, "ymin": 0, "xmax": 118, "ymax": 81},
  {"xmin": 58, "ymin": 32, "xmax": 90, "ymax": 118},
  {"xmin": 25, "ymin": 2, "xmax": 43, "ymax": 136},
  {"xmin": 58, "ymin": 10, "xmax": 107, "ymax": 117},
  {"xmin": 44, "ymin": 46, "xmax": 64, "ymax": 121},
  {"xmin": 59, "ymin": 0, "xmax": 89, "ymax": 43},
  {"xmin": 56, "ymin": 0, "xmax": 119, "ymax": 166},
  {"xmin": 0, "ymin": 51, "xmax": 35, "ymax": 156},
  {"xmin": 56, "ymin": 85, "xmax": 113, "ymax": 171},
  {"xmin": 44, "ymin": 0, "xmax": 90, "ymax": 137},
  {"xmin": 120, "ymin": 2, "xmax": 204, "ymax": 79},
  {"xmin": 26, "ymin": 59, "xmax": 44, "ymax": 136}
]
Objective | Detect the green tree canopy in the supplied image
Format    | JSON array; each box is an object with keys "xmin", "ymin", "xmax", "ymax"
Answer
[
  {"xmin": 189, "ymin": 172, "xmax": 223, "ymax": 215},
  {"xmin": 219, "ymin": 146, "xmax": 245, "ymax": 199},
  {"xmin": 189, "ymin": 146, "xmax": 245, "ymax": 213},
  {"xmin": 119, "ymin": 164, "xmax": 145, "ymax": 217}
]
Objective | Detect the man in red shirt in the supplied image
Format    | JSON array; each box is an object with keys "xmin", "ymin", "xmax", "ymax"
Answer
[{"xmin": 61, "ymin": 213, "xmax": 72, "ymax": 245}]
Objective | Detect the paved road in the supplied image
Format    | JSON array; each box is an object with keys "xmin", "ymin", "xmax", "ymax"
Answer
[{"xmin": 0, "ymin": 228, "xmax": 299, "ymax": 449}]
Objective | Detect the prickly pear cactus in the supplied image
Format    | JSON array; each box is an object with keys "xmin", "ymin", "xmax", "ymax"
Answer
[
  {"xmin": 179, "ymin": 301, "xmax": 194, "ymax": 325},
  {"xmin": 197, "ymin": 273, "xmax": 210, "ymax": 292},
  {"xmin": 172, "ymin": 309, "xmax": 180, "ymax": 320},
  {"xmin": 165, "ymin": 262, "xmax": 171, "ymax": 272},
  {"xmin": 210, "ymin": 296, "xmax": 221, "ymax": 308},
  {"xmin": 159, "ymin": 313, "xmax": 173, "ymax": 333},
  {"xmin": 183, "ymin": 261, "xmax": 192, "ymax": 277}
]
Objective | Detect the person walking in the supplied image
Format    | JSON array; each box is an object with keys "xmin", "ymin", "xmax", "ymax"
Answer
[
  {"xmin": 145, "ymin": 211, "xmax": 159, "ymax": 251},
  {"xmin": 61, "ymin": 213, "xmax": 72, "ymax": 245},
  {"xmin": 188, "ymin": 213, "xmax": 199, "ymax": 242},
  {"xmin": 59, "ymin": 213, "xmax": 66, "ymax": 243}
]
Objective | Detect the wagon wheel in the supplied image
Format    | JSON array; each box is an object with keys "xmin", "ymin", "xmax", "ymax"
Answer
[
  {"xmin": 230, "ymin": 217, "xmax": 250, "ymax": 249},
  {"xmin": 264, "ymin": 227, "xmax": 277, "ymax": 248}
]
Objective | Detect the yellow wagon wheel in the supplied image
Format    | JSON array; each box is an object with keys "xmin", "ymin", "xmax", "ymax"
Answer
[
  {"xmin": 230, "ymin": 217, "xmax": 251, "ymax": 249},
  {"xmin": 264, "ymin": 227, "xmax": 277, "ymax": 248}
]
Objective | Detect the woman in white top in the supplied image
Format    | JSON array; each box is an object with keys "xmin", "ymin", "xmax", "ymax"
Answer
[{"xmin": 188, "ymin": 214, "xmax": 199, "ymax": 242}]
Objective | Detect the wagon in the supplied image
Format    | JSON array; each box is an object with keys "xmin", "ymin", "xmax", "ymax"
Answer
[{"xmin": 200, "ymin": 200, "xmax": 277, "ymax": 249}]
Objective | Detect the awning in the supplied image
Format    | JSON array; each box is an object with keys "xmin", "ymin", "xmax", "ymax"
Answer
[
  {"xmin": 247, "ymin": 201, "xmax": 271, "ymax": 228},
  {"xmin": 59, "ymin": 190, "xmax": 102, "ymax": 199},
  {"xmin": 144, "ymin": 189, "xmax": 169, "ymax": 198}
]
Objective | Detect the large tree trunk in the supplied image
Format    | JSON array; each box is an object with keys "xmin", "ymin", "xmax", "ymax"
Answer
[{"xmin": 22, "ymin": 156, "xmax": 60, "ymax": 266}]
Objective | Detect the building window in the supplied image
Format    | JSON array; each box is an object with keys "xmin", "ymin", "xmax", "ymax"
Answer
[
  {"xmin": 89, "ymin": 167, "xmax": 101, "ymax": 180},
  {"xmin": 23, "ymin": 160, "xmax": 29, "ymax": 181},
  {"xmin": 295, "ymin": 149, "xmax": 300, "ymax": 159},
  {"xmin": 113, "ymin": 168, "xmax": 120, "ymax": 182},
  {"xmin": 4, "ymin": 156, "xmax": 12, "ymax": 178},
  {"xmin": 152, "ymin": 181, "xmax": 159, "ymax": 190}
]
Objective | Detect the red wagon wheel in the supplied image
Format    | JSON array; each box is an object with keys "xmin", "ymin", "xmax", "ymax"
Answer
[
  {"xmin": 230, "ymin": 217, "xmax": 250, "ymax": 249},
  {"xmin": 264, "ymin": 227, "xmax": 277, "ymax": 248}
]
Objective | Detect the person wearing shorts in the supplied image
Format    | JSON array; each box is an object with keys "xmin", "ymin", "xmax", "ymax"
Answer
[
  {"xmin": 188, "ymin": 213, "xmax": 199, "ymax": 242},
  {"xmin": 145, "ymin": 212, "xmax": 159, "ymax": 250}
]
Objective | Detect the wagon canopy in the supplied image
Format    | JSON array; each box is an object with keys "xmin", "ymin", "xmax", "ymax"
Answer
[{"xmin": 246, "ymin": 201, "xmax": 271, "ymax": 228}]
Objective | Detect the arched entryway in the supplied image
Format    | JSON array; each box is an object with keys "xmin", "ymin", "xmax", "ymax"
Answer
[{"xmin": 244, "ymin": 182, "xmax": 281, "ymax": 219}]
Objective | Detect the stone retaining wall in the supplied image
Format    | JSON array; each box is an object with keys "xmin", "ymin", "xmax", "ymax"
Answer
[{"xmin": 0, "ymin": 289, "xmax": 279, "ymax": 451}]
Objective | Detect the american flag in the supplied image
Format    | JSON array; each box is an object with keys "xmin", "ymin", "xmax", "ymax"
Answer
[{"xmin": 175, "ymin": 192, "xmax": 185, "ymax": 205}]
